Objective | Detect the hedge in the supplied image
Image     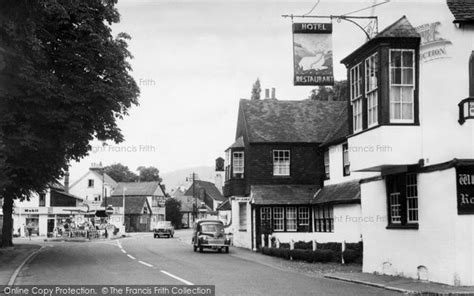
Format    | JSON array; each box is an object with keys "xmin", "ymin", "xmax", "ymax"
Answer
[
  {"xmin": 317, "ymin": 242, "xmax": 342, "ymax": 262},
  {"xmin": 343, "ymin": 241, "xmax": 363, "ymax": 264},
  {"xmin": 279, "ymin": 243, "xmax": 290, "ymax": 249},
  {"xmin": 261, "ymin": 247, "xmax": 335, "ymax": 263},
  {"xmin": 294, "ymin": 241, "xmax": 313, "ymax": 250}
]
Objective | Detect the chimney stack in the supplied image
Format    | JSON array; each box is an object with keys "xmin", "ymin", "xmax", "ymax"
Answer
[
  {"xmin": 271, "ymin": 88, "xmax": 276, "ymax": 99},
  {"xmin": 265, "ymin": 89, "xmax": 269, "ymax": 99}
]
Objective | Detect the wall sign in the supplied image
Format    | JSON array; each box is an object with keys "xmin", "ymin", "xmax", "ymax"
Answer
[
  {"xmin": 415, "ymin": 22, "xmax": 452, "ymax": 63},
  {"xmin": 292, "ymin": 23, "xmax": 334, "ymax": 86},
  {"xmin": 456, "ymin": 165, "xmax": 474, "ymax": 214}
]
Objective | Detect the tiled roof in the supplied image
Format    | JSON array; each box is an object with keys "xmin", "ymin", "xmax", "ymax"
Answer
[
  {"xmin": 183, "ymin": 180, "xmax": 225, "ymax": 201},
  {"xmin": 111, "ymin": 181, "xmax": 164, "ymax": 197},
  {"xmin": 240, "ymin": 99, "xmax": 346, "ymax": 143},
  {"xmin": 321, "ymin": 105, "xmax": 349, "ymax": 146},
  {"xmin": 227, "ymin": 136, "xmax": 245, "ymax": 149},
  {"xmin": 311, "ymin": 180, "xmax": 360, "ymax": 205},
  {"xmin": 90, "ymin": 171, "xmax": 118, "ymax": 187},
  {"xmin": 251, "ymin": 185, "xmax": 320, "ymax": 205},
  {"xmin": 447, "ymin": 0, "xmax": 474, "ymax": 23},
  {"xmin": 216, "ymin": 199, "xmax": 231, "ymax": 211},
  {"xmin": 374, "ymin": 16, "xmax": 419, "ymax": 38},
  {"xmin": 101, "ymin": 196, "xmax": 149, "ymax": 214}
]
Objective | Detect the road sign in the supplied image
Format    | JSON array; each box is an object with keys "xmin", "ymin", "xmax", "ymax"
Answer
[{"xmin": 105, "ymin": 206, "xmax": 114, "ymax": 215}]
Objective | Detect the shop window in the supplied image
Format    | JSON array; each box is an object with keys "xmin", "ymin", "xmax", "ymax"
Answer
[
  {"xmin": 350, "ymin": 63, "xmax": 363, "ymax": 132},
  {"xmin": 239, "ymin": 203, "xmax": 247, "ymax": 231},
  {"xmin": 324, "ymin": 150, "xmax": 330, "ymax": 180},
  {"xmin": 232, "ymin": 151, "xmax": 244, "ymax": 178},
  {"xmin": 390, "ymin": 49, "xmax": 415, "ymax": 122},
  {"xmin": 342, "ymin": 143, "xmax": 350, "ymax": 176},
  {"xmin": 314, "ymin": 205, "xmax": 334, "ymax": 232},
  {"xmin": 286, "ymin": 207, "xmax": 297, "ymax": 231},
  {"xmin": 366, "ymin": 52, "xmax": 379, "ymax": 127},
  {"xmin": 273, "ymin": 207, "xmax": 284, "ymax": 231},
  {"xmin": 39, "ymin": 193, "xmax": 46, "ymax": 207},
  {"xmin": 386, "ymin": 172, "xmax": 419, "ymax": 228},
  {"xmin": 88, "ymin": 179, "xmax": 94, "ymax": 188},
  {"xmin": 273, "ymin": 150, "xmax": 290, "ymax": 176}
]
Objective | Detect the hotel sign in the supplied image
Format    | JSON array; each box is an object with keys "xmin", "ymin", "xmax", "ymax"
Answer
[
  {"xmin": 415, "ymin": 22, "xmax": 452, "ymax": 63},
  {"xmin": 292, "ymin": 23, "xmax": 334, "ymax": 86},
  {"xmin": 456, "ymin": 165, "xmax": 474, "ymax": 214}
]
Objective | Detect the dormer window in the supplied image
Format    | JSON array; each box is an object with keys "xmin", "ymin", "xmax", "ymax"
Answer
[
  {"xmin": 389, "ymin": 49, "xmax": 415, "ymax": 123},
  {"xmin": 350, "ymin": 63, "xmax": 363, "ymax": 132}
]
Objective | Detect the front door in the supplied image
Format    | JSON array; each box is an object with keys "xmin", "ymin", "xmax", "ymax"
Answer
[{"xmin": 47, "ymin": 219, "xmax": 55, "ymax": 233}]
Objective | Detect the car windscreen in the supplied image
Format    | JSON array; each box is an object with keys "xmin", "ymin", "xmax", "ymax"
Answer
[
  {"xmin": 157, "ymin": 222, "xmax": 171, "ymax": 227},
  {"xmin": 200, "ymin": 223, "xmax": 224, "ymax": 233}
]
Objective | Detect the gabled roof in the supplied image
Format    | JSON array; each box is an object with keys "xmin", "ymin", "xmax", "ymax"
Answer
[
  {"xmin": 216, "ymin": 199, "xmax": 231, "ymax": 211},
  {"xmin": 238, "ymin": 99, "xmax": 346, "ymax": 143},
  {"xmin": 447, "ymin": 0, "xmax": 474, "ymax": 24},
  {"xmin": 111, "ymin": 181, "xmax": 164, "ymax": 197},
  {"xmin": 341, "ymin": 16, "xmax": 420, "ymax": 65},
  {"xmin": 311, "ymin": 180, "xmax": 360, "ymax": 205},
  {"xmin": 251, "ymin": 185, "xmax": 320, "ymax": 205},
  {"xmin": 227, "ymin": 136, "xmax": 245, "ymax": 150},
  {"xmin": 101, "ymin": 196, "xmax": 151, "ymax": 214},
  {"xmin": 321, "ymin": 105, "xmax": 349, "ymax": 146},
  {"xmin": 184, "ymin": 180, "xmax": 225, "ymax": 201},
  {"xmin": 69, "ymin": 170, "xmax": 117, "ymax": 189}
]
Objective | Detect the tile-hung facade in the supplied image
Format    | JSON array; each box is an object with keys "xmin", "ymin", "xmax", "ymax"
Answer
[
  {"xmin": 224, "ymin": 99, "xmax": 346, "ymax": 250},
  {"xmin": 341, "ymin": 0, "xmax": 474, "ymax": 285}
]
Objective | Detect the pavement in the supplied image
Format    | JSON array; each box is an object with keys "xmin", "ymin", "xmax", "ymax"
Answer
[
  {"xmin": 0, "ymin": 244, "xmax": 41, "ymax": 285},
  {"xmin": 325, "ymin": 273, "xmax": 474, "ymax": 295}
]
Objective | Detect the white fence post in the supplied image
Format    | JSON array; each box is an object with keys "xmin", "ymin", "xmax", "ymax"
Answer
[
  {"xmin": 268, "ymin": 235, "xmax": 272, "ymax": 248},
  {"xmin": 276, "ymin": 239, "xmax": 280, "ymax": 249},
  {"xmin": 342, "ymin": 240, "xmax": 346, "ymax": 264},
  {"xmin": 313, "ymin": 239, "xmax": 317, "ymax": 251},
  {"xmin": 261, "ymin": 234, "xmax": 265, "ymax": 247},
  {"xmin": 290, "ymin": 240, "xmax": 294, "ymax": 260}
]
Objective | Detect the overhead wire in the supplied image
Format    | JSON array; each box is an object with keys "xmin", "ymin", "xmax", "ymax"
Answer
[
  {"xmin": 342, "ymin": 0, "xmax": 390, "ymax": 16},
  {"xmin": 302, "ymin": 0, "xmax": 322, "ymax": 16}
]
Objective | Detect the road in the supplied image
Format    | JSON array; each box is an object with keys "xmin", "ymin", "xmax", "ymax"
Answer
[{"xmin": 13, "ymin": 232, "xmax": 398, "ymax": 296}]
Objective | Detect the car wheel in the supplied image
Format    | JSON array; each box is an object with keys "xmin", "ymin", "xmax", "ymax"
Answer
[
  {"xmin": 193, "ymin": 245, "xmax": 197, "ymax": 252},
  {"xmin": 199, "ymin": 246, "xmax": 203, "ymax": 253},
  {"xmin": 225, "ymin": 247, "xmax": 229, "ymax": 253},
  {"xmin": 154, "ymin": 234, "xmax": 157, "ymax": 238},
  {"xmin": 217, "ymin": 248, "xmax": 222, "ymax": 253},
  {"xmin": 171, "ymin": 234, "xmax": 174, "ymax": 238}
]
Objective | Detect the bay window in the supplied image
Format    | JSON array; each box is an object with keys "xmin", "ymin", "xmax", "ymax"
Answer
[
  {"xmin": 261, "ymin": 207, "xmax": 312, "ymax": 232},
  {"xmin": 350, "ymin": 63, "xmax": 363, "ymax": 132},
  {"xmin": 366, "ymin": 53, "xmax": 379, "ymax": 127},
  {"xmin": 390, "ymin": 49, "xmax": 415, "ymax": 122},
  {"xmin": 273, "ymin": 150, "xmax": 290, "ymax": 176}
]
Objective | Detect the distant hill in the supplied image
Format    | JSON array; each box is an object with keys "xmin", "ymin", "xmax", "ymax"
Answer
[{"xmin": 161, "ymin": 166, "xmax": 215, "ymax": 193}]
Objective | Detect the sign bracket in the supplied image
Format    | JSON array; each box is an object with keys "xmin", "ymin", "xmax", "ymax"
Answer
[{"xmin": 282, "ymin": 14, "xmax": 378, "ymax": 40}]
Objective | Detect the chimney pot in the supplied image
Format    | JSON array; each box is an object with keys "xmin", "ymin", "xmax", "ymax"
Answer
[{"xmin": 271, "ymin": 88, "xmax": 276, "ymax": 99}]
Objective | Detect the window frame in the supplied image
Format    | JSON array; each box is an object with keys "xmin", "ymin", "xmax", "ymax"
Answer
[
  {"xmin": 239, "ymin": 202, "xmax": 247, "ymax": 231},
  {"xmin": 389, "ymin": 49, "xmax": 416, "ymax": 123},
  {"xmin": 88, "ymin": 179, "xmax": 94, "ymax": 188},
  {"xmin": 323, "ymin": 149, "xmax": 330, "ymax": 180},
  {"xmin": 314, "ymin": 205, "xmax": 334, "ymax": 233},
  {"xmin": 39, "ymin": 193, "xmax": 46, "ymax": 207},
  {"xmin": 285, "ymin": 207, "xmax": 297, "ymax": 232},
  {"xmin": 342, "ymin": 143, "xmax": 350, "ymax": 176},
  {"xmin": 365, "ymin": 52, "xmax": 379, "ymax": 127},
  {"xmin": 350, "ymin": 63, "xmax": 363, "ymax": 132},
  {"xmin": 273, "ymin": 207, "xmax": 284, "ymax": 231},
  {"xmin": 273, "ymin": 150, "xmax": 290, "ymax": 177},
  {"xmin": 232, "ymin": 151, "xmax": 244, "ymax": 179},
  {"xmin": 386, "ymin": 172, "xmax": 419, "ymax": 229}
]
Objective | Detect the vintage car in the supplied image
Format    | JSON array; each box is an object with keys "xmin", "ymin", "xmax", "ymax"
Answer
[
  {"xmin": 153, "ymin": 221, "xmax": 174, "ymax": 238},
  {"xmin": 192, "ymin": 220, "xmax": 231, "ymax": 253}
]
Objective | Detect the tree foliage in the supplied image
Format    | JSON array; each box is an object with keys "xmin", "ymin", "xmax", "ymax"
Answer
[
  {"xmin": 137, "ymin": 166, "xmax": 162, "ymax": 182},
  {"xmin": 165, "ymin": 198, "xmax": 182, "ymax": 229},
  {"xmin": 103, "ymin": 163, "xmax": 138, "ymax": 183},
  {"xmin": 309, "ymin": 80, "xmax": 348, "ymax": 101},
  {"xmin": 0, "ymin": 0, "xmax": 139, "ymax": 247},
  {"xmin": 251, "ymin": 78, "xmax": 261, "ymax": 100}
]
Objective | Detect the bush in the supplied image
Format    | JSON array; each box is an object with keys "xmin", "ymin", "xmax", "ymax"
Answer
[
  {"xmin": 280, "ymin": 243, "xmax": 290, "ymax": 249},
  {"xmin": 310, "ymin": 249, "xmax": 334, "ymax": 263},
  {"xmin": 294, "ymin": 241, "xmax": 313, "ymax": 250},
  {"xmin": 342, "ymin": 249, "xmax": 361, "ymax": 264},
  {"xmin": 317, "ymin": 242, "xmax": 342, "ymax": 262}
]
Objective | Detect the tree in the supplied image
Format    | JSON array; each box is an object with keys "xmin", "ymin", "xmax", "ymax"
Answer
[
  {"xmin": 165, "ymin": 198, "xmax": 182, "ymax": 229},
  {"xmin": 0, "ymin": 0, "xmax": 139, "ymax": 247},
  {"xmin": 309, "ymin": 80, "xmax": 348, "ymax": 101},
  {"xmin": 104, "ymin": 164, "xmax": 138, "ymax": 183},
  {"xmin": 251, "ymin": 78, "xmax": 261, "ymax": 100},
  {"xmin": 137, "ymin": 166, "xmax": 162, "ymax": 182}
]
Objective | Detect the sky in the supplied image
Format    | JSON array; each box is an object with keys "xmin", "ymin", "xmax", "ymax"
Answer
[{"xmin": 68, "ymin": 0, "xmax": 441, "ymax": 185}]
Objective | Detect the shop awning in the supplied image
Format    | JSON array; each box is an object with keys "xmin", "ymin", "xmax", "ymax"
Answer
[
  {"xmin": 251, "ymin": 185, "xmax": 319, "ymax": 205},
  {"xmin": 311, "ymin": 180, "xmax": 360, "ymax": 205}
]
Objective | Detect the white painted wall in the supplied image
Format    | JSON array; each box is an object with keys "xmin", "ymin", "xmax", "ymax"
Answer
[
  {"xmin": 361, "ymin": 168, "xmax": 474, "ymax": 286},
  {"xmin": 229, "ymin": 198, "xmax": 252, "ymax": 249},
  {"xmin": 325, "ymin": 142, "xmax": 378, "ymax": 185},
  {"xmin": 272, "ymin": 204, "xmax": 362, "ymax": 244},
  {"xmin": 69, "ymin": 171, "xmax": 115, "ymax": 205}
]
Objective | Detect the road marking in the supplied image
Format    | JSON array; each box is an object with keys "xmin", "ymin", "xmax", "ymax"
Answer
[
  {"xmin": 138, "ymin": 261, "xmax": 153, "ymax": 267},
  {"xmin": 127, "ymin": 254, "xmax": 136, "ymax": 260},
  {"xmin": 160, "ymin": 270, "xmax": 194, "ymax": 285},
  {"xmin": 121, "ymin": 249, "xmax": 126, "ymax": 254}
]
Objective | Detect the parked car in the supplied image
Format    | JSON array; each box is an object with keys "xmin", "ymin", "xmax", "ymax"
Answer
[
  {"xmin": 153, "ymin": 221, "xmax": 174, "ymax": 238},
  {"xmin": 192, "ymin": 220, "xmax": 231, "ymax": 253}
]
